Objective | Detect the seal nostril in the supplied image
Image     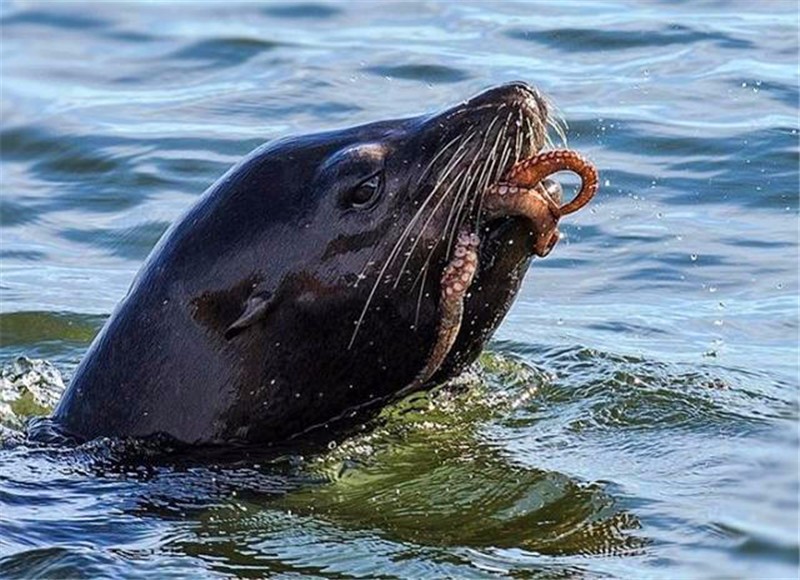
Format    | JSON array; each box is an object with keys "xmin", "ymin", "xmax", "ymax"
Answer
[
  {"xmin": 505, "ymin": 81, "xmax": 536, "ymax": 96},
  {"xmin": 464, "ymin": 81, "xmax": 541, "ymax": 111}
]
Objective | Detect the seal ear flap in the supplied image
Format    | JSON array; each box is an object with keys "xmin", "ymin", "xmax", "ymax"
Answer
[{"xmin": 224, "ymin": 291, "xmax": 274, "ymax": 339}]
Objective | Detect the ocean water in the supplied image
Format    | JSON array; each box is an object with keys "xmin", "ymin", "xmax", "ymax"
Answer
[{"xmin": 1, "ymin": 1, "xmax": 798, "ymax": 578}]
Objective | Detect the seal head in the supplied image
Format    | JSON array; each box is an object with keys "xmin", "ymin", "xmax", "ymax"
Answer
[{"xmin": 50, "ymin": 82, "xmax": 582, "ymax": 444}]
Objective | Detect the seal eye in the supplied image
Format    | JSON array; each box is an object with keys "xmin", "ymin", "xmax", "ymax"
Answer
[{"xmin": 347, "ymin": 173, "xmax": 382, "ymax": 209}]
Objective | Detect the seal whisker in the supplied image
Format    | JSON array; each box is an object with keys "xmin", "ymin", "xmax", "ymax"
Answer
[
  {"xmin": 413, "ymin": 133, "xmax": 462, "ymax": 192},
  {"xmin": 390, "ymin": 114, "xmax": 495, "ymax": 291},
  {"xmin": 498, "ymin": 133, "xmax": 514, "ymax": 177},
  {"xmin": 536, "ymin": 90, "xmax": 567, "ymax": 147},
  {"xmin": 413, "ymin": 251, "xmax": 431, "ymax": 328},
  {"xmin": 407, "ymin": 135, "xmax": 487, "ymax": 303},
  {"xmin": 548, "ymin": 111, "xmax": 568, "ymax": 147},
  {"xmin": 472, "ymin": 120, "xmax": 505, "ymax": 230},
  {"xmin": 443, "ymin": 147, "xmax": 482, "ymax": 257},
  {"xmin": 396, "ymin": 161, "xmax": 472, "ymax": 291},
  {"xmin": 526, "ymin": 117, "xmax": 537, "ymax": 151},
  {"xmin": 378, "ymin": 135, "xmax": 469, "ymax": 278},
  {"xmin": 389, "ymin": 136, "xmax": 476, "ymax": 289},
  {"xmin": 441, "ymin": 110, "xmax": 504, "ymax": 257},
  {"xmin": 349, "ymin": 130, "xmax": 477, "ymax": 347},
  {"xmin": 515, "ymin": 108, "xmax": 524, "ymax": 163},
  {"xmin": 444, "ymin": 153, "xmax": 481, "ymax": 250},
  {"xmin": 449, "ymin": 109, "xmax": 511, "ymax": 252},
  {"xmin": 473, "ymin": 110, "xmax": 514, "ymax": 231}
]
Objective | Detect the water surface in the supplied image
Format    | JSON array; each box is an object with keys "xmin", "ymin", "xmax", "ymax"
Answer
[{"xmin": 1, "ymin": 1, "xmax": 798, "ymax": 577}]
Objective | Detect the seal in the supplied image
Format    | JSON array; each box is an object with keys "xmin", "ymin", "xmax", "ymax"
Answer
[{"xmin": 46, "ymin": 82, "xmax": 597, "ymax": 445}]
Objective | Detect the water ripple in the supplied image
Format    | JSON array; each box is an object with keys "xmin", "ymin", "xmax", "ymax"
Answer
[
  {"xmin": 507, "ymin": 24, "xmax": 754, "ymax": 53},
  {"xmin": 0, "ymin": 0, "xmax": 797, "ymax": 577}
]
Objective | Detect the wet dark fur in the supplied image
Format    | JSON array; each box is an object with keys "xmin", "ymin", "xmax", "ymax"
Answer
[{"xmin": 48, "ymin": 82, "xmax": 556, "ymax": 444}]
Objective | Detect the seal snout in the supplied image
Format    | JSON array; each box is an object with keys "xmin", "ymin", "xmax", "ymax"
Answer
[{"xmin": 463, "ymin": 81, "xmax": 548, "ymax": 121}]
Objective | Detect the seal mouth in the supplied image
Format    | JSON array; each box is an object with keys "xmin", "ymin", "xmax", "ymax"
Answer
[
  {"xmin": 365, "ymin": 83, "xmax": 599, "ymax": 396},
  {"xmin": 349, "ymin": 82, "xmax": 597, "ymax": 349},
  {"xmin": 481, "ymin": 148, "xmax": 599, "ymax": 257},
  {"xmin": 409, "ymin": 81, "xmax": 598, "ymax": 262}
]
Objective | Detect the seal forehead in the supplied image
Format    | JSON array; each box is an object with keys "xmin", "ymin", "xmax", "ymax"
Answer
[
  {"xmin": 345, "ymin": 143, "xmax": 388, "ymax": 159},
  {"xmin": 321, "ymin": 142, "xmax": 388, "ymax": 170}
]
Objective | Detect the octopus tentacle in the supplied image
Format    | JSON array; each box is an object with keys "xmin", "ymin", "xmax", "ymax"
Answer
[
  {"xmin": 483, "ymin": 182, "xmax": 562, "ymax": 257},
  {"xmin": 405, "ymin": 229, "xmax": 480, "ymax": 393},
  {"xmin": 507, "ymin": 149, "xmax": 598, "ymax": 216},
  {"xmin": 484, "ymin": 182, "xmax": 560, "ymax": 220},
  {"xmin": 415, "ymin": 229, "xmax": 480, "ymax": 386}
]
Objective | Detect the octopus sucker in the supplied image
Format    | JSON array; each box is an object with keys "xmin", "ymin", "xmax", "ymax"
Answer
[{"xmin": 406, "ymin": 230, "xmax": 480, "ymax": 393}]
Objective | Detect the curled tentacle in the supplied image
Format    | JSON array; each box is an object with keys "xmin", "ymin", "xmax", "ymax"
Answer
[{"xmin": 507, "ymin": 149, "xmax": 598, "ymax": 216}]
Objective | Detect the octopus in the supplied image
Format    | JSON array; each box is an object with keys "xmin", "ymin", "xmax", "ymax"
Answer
[{"xmin": 411, "ymin": 149, "xmax": 599, "ymax": 390}]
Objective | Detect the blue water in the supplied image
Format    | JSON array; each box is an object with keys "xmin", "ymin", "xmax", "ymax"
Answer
[{"xmin": 1, "ymin": 1, "xmax": 798, "ymax": 577}]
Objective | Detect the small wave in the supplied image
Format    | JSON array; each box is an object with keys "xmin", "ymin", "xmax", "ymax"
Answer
[{"xmin": 365, "ymin": 64, "xmax": 471, "ymax": 85}]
